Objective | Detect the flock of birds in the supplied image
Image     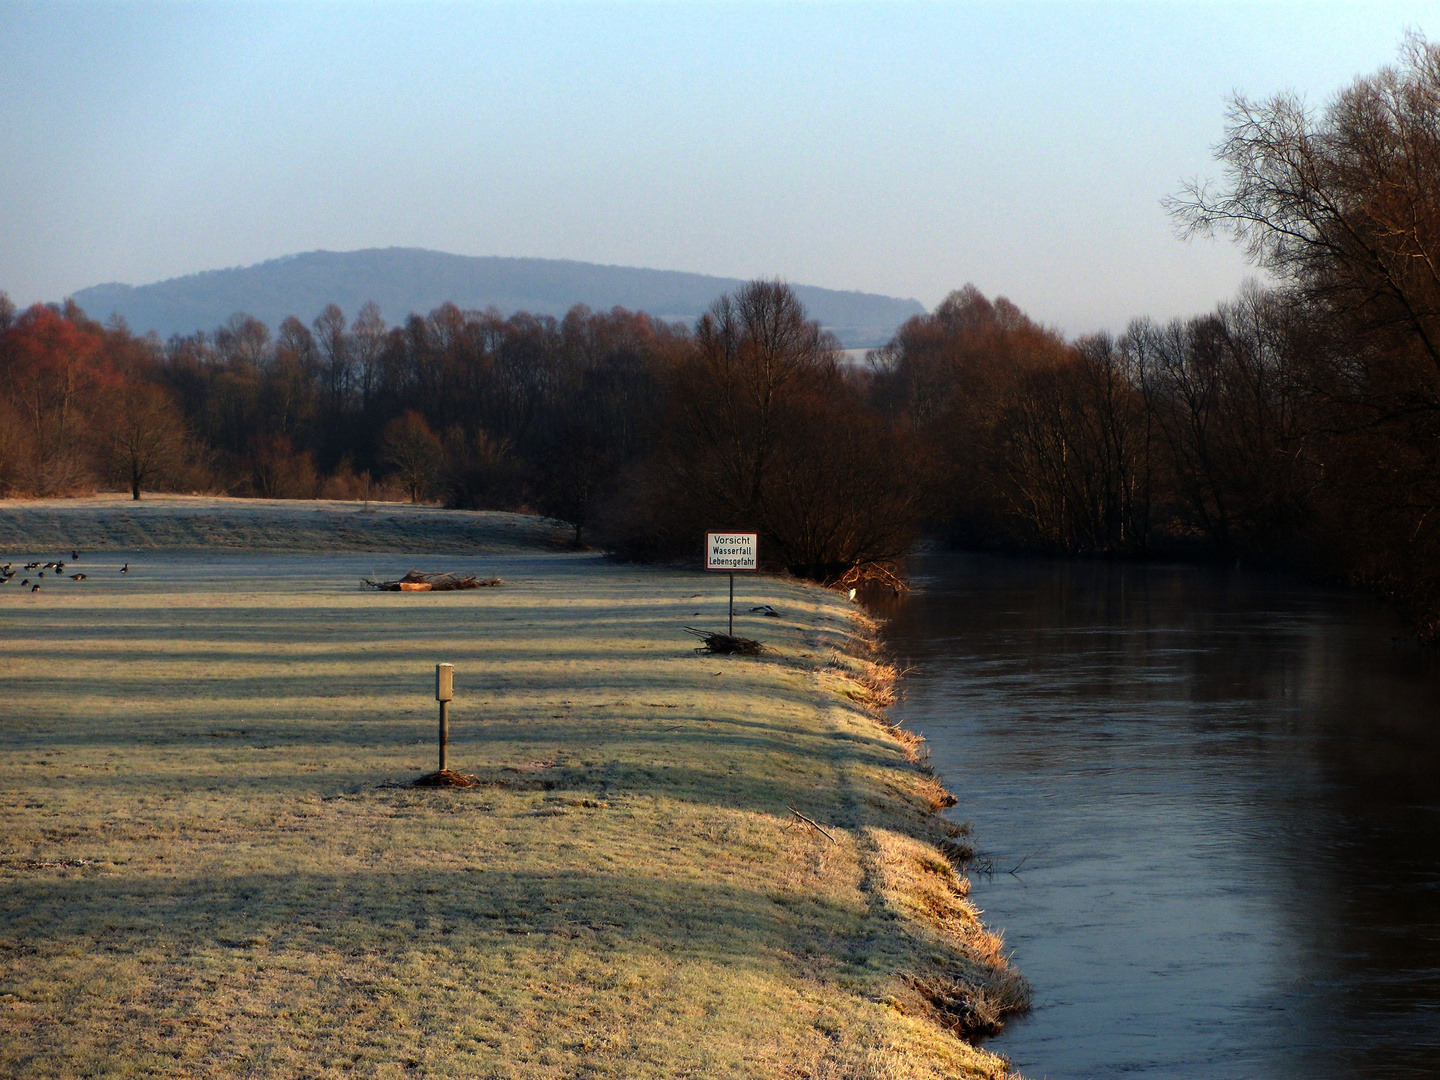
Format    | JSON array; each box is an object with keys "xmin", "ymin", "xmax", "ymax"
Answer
[{"xmin": 0, "ymin": 550, "xmax": 129, "ymax": 594}]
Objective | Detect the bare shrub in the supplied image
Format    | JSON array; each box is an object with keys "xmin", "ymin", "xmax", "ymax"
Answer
[{"xmin": 246, "ymin": 432, "xmax": 319, "ymax": 499}]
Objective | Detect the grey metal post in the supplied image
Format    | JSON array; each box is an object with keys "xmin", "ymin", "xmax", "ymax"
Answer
[
  {"xmin": 435, "ymin": 663, "xmax": 454, "ymax": 772},
  {"xmin": 729, "ymin": 572, "xmax": 734, "ymax": 636}
]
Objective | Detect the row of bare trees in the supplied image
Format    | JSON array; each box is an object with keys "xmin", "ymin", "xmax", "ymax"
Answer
[
  {"xmin": 1174, "ymin": 32, "xmax": 1440, "ymax": 636},
  {"xmin": 0, "ymin": 265, "xmax": 1435, "ymax": 623},
  {"xmin": 864, "ymin": 34, "xmax": 1440, "ymax": 635},
  {"xmin": 0, "ymin": 280, "xmax": 917, "ymax": 578},
  {"xmin": 129, "ymin": 299, "xmax": 692, "ymax": 523},
  {"xmin": 868, "ymin": 283, "xmax": 1314, "ymax": 561},
  {"xmin": 611, "ymin": 281, "xmax": 921, "ymax": 578},
  {"xmin": 0, "ymin": 299, "xmax": 192, "ymax": 501}
]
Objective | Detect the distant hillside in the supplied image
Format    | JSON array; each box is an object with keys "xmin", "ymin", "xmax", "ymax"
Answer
[{"xmin": 73, "ymin": 248, "xmax": 925, "ymax": 349}]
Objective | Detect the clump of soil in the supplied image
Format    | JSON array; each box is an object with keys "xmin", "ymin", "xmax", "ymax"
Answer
[
  {"xmin": 412, "ymin": 769, "xmax": 481, "ymax": 788},
  {"xmin": 682, "ymin": 627, "xmax": 764, "ymax": 655},
  {"xmin": 363, "ymin": 570, "xmax": 501, "ymax": 592}
]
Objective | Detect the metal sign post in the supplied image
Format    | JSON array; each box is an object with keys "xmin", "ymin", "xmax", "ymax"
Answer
[
  {"xmin": 435, "ymin": 663, "xmax": 454, "ymax": 772},
  {"xmin": 706, "ymin": 532, "xmax": 758, "ymax": 634}
]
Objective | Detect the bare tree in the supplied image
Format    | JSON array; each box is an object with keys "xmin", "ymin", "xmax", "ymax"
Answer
[
  {"xmin": 352, "ymin": 301, "xmax": 386, "ymax": 414},
  {"xmin": 994, "ymin": 336, "xmax": 1151, "ymax": 554},
  {"xmin": 3, "ymin": 305, "xmax": 107, "ymax": 494},
  {"xmin": 106, "ymin": 380, "xmax": 188, "ymax": 499},
  {"xmin": 381, "ymin": 410, "xmax": 443, "ymax": 503},
  {"xmin": 637, "ymin": 281, "xmax": 922, "ymax": 579},
  {"xmin": 267, "ymin": 317, "xmax": 319, "ymax": 438},
  {"xmin": 313, "ymin": 303, "xmax": 352, "ymax": 443},
  {"xmin": 685, "ymin": 279, "xmax": 835, "ymax": 520},
  {"xmin": 1170, "ymin": 33, "xmax": 1440, "ymax": 388},
  {"xmin": 215, "ymin": 313, "xmax": 272, "ymax": 371},
  {"xmin": 1169, "ymin": 35, "xmax": 1440, "ymax": 629}
]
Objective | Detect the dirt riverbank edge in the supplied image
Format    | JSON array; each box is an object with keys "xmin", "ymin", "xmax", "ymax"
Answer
[{"xmin": 0, "ymin": 496, "xmax": 1028, "ymax": 1079}]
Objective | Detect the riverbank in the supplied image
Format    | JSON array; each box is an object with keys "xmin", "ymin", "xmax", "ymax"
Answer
[{"xmin": 0, "ymin": 499, "xmax": 1027, "ymax": 1079}]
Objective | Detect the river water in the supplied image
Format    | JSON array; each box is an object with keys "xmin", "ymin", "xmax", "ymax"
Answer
[{"xmin": 876, "ymin": 553, "xmax": 1440, "ymax": 1080}]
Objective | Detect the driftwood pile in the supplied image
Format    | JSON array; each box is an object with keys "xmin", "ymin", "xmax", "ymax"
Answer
[
  {"xmin": 683, "ymin": 626, "xmax": 764, "ymax": 655},
  {"xmin": 363, "ymin": 570, "xmax": 501, "ymax": 592}
]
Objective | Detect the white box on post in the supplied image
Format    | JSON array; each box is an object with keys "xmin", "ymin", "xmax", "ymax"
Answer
[{"xmin": 435, "ymin": 663, "xmax": 454, "ymax": 771}]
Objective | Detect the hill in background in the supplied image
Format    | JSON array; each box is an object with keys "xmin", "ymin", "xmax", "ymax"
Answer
[{"xmin": 73, "ymin": 248, "xmax": 926, "ymax": 349}]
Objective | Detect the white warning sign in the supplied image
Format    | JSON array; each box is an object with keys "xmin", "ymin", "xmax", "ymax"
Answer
[{"xmin": 706, "ymin": 532, "xmax": 758, "ymax": 571}]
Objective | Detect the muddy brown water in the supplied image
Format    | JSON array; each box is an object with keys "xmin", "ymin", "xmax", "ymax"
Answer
[{"xmin": 874, "ymin": 553, "xmax": 1440, "ymax": 1080}]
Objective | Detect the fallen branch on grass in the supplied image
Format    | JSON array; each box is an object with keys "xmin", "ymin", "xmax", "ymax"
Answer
[
  {"xmin": 8, "ymin": 857, "xmax": 95, "ymax": 871},
  {"xmin": 363, "ymin": 570, "xmax": 501, "ymax": 592},
  {"xmin": 682, "ymin": 626, "xmax": 764, "ymax": 655},
  {"xmin": 787, "ymin": 805, "xmax": 838, "ymax": 844}
]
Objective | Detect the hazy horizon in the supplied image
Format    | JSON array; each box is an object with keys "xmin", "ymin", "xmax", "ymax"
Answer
[
  {"xmin": 70, "ymin": 246, "xmax": 930, "ymax": 348},
  {"xmin": 3, "ymin": 1, "xmax": 1438, "ymax": 336}
]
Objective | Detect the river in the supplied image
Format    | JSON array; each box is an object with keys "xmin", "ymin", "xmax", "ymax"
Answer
[{"xmin": 875, "ymin": 553, "xmax": 1440, "ymax": 1079}]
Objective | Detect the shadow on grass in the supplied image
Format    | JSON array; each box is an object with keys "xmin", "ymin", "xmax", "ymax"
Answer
[{"xmin": 2, "ymin": 864, "xmax": 921, "ymax": 986}]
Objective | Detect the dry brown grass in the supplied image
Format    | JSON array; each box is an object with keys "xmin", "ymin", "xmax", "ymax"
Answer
[
  {"xmin": 411, "ymin": 769, "xmax": 481, "ymax": 788},
  {"xmin": 868, "ymin": 832, "xmax": 1031, "ymax": 1042},
  {"xmin": 0, "ymin": 500, "xmax": 1026, "ymax": 1079}
]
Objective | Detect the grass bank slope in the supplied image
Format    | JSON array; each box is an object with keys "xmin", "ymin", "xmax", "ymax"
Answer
[
  {"xmin": 0, "ymin": 495, "xmax": 567, "ymax": 554},
  {"xmin": 0, "ymin": 513, "xmax": 1026, "ymax": 1078}
]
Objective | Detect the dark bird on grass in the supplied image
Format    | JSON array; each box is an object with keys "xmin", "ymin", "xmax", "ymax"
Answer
[
  {"xmin": 71, "ymin": 573, "xmax": 86, "ymax": 581},
  {"xmin": 72, "ymin": 549, "xmax": 78, "ymax": 560},
  {"xmin": 24, "ymin": 562, "xmax": 38, "ymax": 570},
  {"xmin": 19, "ymin": 579, "xmax": 28, "ymax": 587},
  {"xmin": 37, "ymin": 572, "xmax": 44, "ymax": 579},
  {"xmin": 30, "ymin": 583, "xmax": 39, "ymax": 593},
  {"xmin": 120, "ymin": 563, "xmax": 129, "ymax": 574}
]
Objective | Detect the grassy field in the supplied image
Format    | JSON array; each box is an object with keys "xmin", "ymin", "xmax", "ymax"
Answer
[
  {"xmin": 0, "ymin": 494, "xmax": 567, "ymax": 554},
  {"xmin": 0, "ymin": 499, "xmax": 1027, "ymax": 1079}
]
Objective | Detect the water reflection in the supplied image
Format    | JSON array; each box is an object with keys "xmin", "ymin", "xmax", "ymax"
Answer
[{"xmin": 877, "ymin": 554, "xmax": 1440, "ymax": 1080}]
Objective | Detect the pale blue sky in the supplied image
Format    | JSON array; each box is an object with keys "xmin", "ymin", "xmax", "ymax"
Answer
[{"xmin": 2, "ymin": 1, "xmax": 1437, "ymax": 333}]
